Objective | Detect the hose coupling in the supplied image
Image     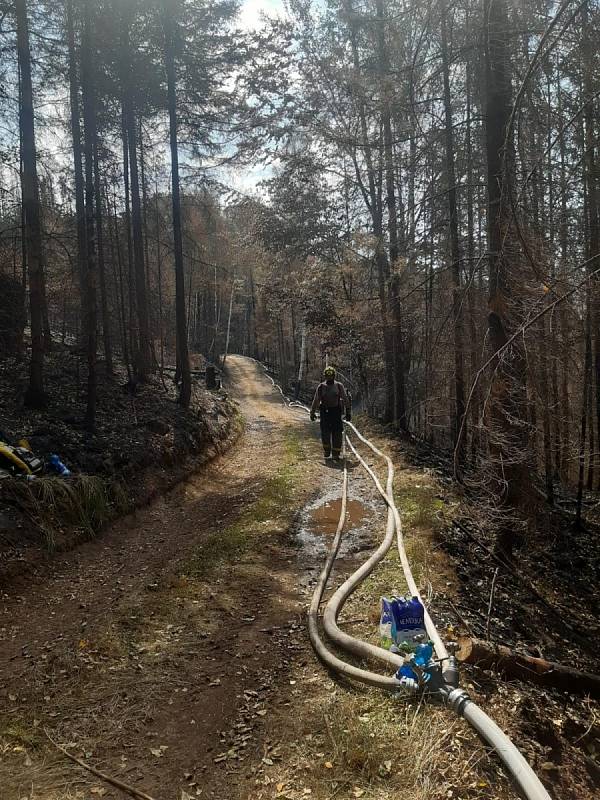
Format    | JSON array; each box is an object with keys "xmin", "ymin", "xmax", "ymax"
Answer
[
  {"xmin": 442, "ymin": 654, "xmax": 460, "ymax": 688},
  {"xmin": 393, "ymin": 676, "xmax": 419, "ymax": 694},
  {"xmin": 444, "ymin": 687, "xmax": 471, "ymax": 716},
  {"xmin": 441, "ymin": 626, "xmax": 460, "ymax": 688}
]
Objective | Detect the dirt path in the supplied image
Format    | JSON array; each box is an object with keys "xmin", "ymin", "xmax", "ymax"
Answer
[
  {"xmin": 3, "ymin": 357, "xmax": 593, "ymax": 800},
  {"xmin": 1, "ymin": 357, "xmax": 297, "ymax": 662},
  {"xmin": 0, "ymin": 356, "xmax": 355, "ymax": 800}
]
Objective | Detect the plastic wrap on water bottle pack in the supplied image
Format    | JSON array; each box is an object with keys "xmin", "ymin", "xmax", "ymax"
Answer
[{"xmin": 379, "ymin": 594, "xmax": 426, "ymax": 650}]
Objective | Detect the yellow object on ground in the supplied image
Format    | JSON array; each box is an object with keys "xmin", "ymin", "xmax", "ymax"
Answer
[{"xmin": 0, "ymin": 441, "xmax": 32, "ymax": 474}]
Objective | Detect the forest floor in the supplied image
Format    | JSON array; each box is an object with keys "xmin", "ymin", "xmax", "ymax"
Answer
[
  {"xmin": 0, "ymin": 345, "xmax": 239, "ymax": 578},
  {"xmin": 0, "ymin": 355, "xmax": 598, "ymax": 800}
]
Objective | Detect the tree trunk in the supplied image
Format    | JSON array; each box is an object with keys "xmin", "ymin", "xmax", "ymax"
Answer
[
  {"xmin": 106, "ymin": 184, "xmax": 131, "ymax": 382},
  {"xmin": 441, "ymin": 0, "xmax": 466, "ymax": 463},
  {"xmin": 248, "ymin": 272, "xmax": 258, "ymax": 358},
  {"xmin": 223, "ymin": 279, "xmax": 235, "ymax": 366},
  {"xmin": 139, "ymin": 121, "xmax": 157, "ymax": 369},
  {"xmin": 162, "ymin": 1, "xmax": 191, "ymax": 408},
  {"xmin": 155, "ymin": 181, "xmax": 165, "ymax": 374},
  {"xmin": 457, "ymin": 637, "xmax": 600, "ymax": 698},
  {"xmin": 539, "ymin": 315, "xmax": 554, "ymax": 503},
  {"xmin": 16, "ymin": 0, "xmax": 46, "ymax": 407},
  {"xmin": 121, "ymin": 110, "xmax": 137, "ymax": 362},
  {"xmin": 466, "ymin": 62, "xmax": 481, "ymax": 458},
  {"xmin": 277, "ymin": 317, "xmax": 288, "ymax": 391},
  {"xmin": 296, "ymin": 321, "xmax": 307, "ymax": 400},
  {"xmin": 94, "ymin": 135, "xmax": 113, "ymax": 374},
  {"xmin": 345, "ymin": 0, "xmax": 394, "ymax": 422},
  {"xmin": 65, "ymin": 0, "xmax": 87, "ymax": 335},
  {"xmin": 483, "ymin": 0, "xmax": 530, "ymax": 550},
  {"xmin": 81, "ymin": 0, "xmax": 97, "ymax": 431},
  {"xmin": 557, "ymin": 77, "xmax": 570, "ymax": 480},
  {"xmin": 582, "ymin": 7, "xmax": 600, "ymax": 489},
  {"xmin": 123, "ymin": 88, "xmax": 152, "ymax": 378},
  {"xmin": 375, "ymin": 0, "xmax": 406, "ymax": 430}
]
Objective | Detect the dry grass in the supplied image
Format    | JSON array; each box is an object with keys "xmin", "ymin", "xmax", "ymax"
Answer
[
  {"xmin": 185, "ymin": 428, "xmax": 303, "ymax": 579},
  {"xmin": 258, "ymin": 670, "xmax": 515, "ymax": 800},
  {"xmin": 4, "ymin": 474, "xmax": 118, "ymax": 550}
]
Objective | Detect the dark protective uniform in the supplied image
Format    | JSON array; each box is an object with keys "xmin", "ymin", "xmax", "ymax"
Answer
[{"xmin": 310, "ymin": 379, "xmax": 349, "ymax": 459}]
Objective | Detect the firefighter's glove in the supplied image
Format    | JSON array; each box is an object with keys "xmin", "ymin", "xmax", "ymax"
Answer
[
  {"xmin": 310, "ymin": 411, "xmax": 316, "ymax": 422},
  {"xmin": 345, "ymin": 410, "xmax": 352, "ymax": 422}
]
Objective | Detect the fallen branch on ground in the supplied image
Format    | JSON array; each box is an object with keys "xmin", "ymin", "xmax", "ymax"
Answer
[
  {"xmin": 457, "ymin": 637, "xmax": 600, "ymax": 698},
  {"xmin": 45, "ymin": 731, "xmax": 158, "ymax": 800},
  {"xmin": 485, "ymin": 567, "xmax": 500, "ymax": 641}
]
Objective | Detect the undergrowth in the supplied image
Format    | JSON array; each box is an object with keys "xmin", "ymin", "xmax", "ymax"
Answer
[
  {"xmin": 3, "ymin": 475, "xmax": 116, "ymax": 550},
  {"xmin": 1, "ymin": 404, "xmax": 241, "ymax": 554},
  {"xmin": 396, "ymin": 483, "xmax": 446, "ymax": 531},
  {"xmin": 285, "ymin": 686, "xmax": 498, "ymax": 800}
]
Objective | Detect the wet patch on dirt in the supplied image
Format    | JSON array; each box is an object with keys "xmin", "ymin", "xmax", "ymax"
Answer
[
  {"xmin": 295, "ymin": 487, "xmax": 379, "ymax": 597},
  {"xmin": 245, "ymin": 414, "xmax": 277, "ymax": 434},
  {"xmin": 310, "ymin": 497, "xmax": 367, "ymax": 534}
]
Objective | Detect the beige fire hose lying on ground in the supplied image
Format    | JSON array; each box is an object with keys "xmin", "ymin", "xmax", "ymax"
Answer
[{"xmin": 251, "ymin": 359, "xmax": 552, "ymax": 800}]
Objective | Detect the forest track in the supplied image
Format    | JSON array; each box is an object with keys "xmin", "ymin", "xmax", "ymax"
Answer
[
  {"xmin": 0, "ymin": 356, "xmax": 591, "ymax": 800},
  {"xmin": 0, "ymin": 355, "xmax": 358, "ymax": 800}
]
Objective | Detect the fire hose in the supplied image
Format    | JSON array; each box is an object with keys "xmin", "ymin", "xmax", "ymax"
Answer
[{"xmin": 250, "ymin": 359, "xmax": 552, "ymax": 800}]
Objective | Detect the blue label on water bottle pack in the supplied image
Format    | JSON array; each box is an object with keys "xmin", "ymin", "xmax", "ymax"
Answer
[{"xmin": 391, "ymin": 596, "xmax": 425, "ymax": 647}]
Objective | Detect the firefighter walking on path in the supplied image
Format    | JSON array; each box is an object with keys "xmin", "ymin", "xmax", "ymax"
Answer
[{"xmin": 310, "ymin": 366, "xmax": 351, "ymax": 461}]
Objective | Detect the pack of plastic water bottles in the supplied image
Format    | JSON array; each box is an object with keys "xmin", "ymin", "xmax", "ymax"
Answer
[{"xmin": 380, "ymin": 595, "xmax": 426, "ymax": 652}]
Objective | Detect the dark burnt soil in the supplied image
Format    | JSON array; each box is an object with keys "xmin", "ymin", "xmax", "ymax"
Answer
[
  {"xmin": 435, "ymin": 512, "xmax": 600, "ymax": 799},
  {"xmin": 0, "ymin": 346, "xmax": 239, "ymax": 576},
  {"xmin": 364, "ymin": 431, "xmax": 600, "ymax": 664},
  {"xmin": 392, "ymin": 436, "xmax": 600, "ymax": 799}
]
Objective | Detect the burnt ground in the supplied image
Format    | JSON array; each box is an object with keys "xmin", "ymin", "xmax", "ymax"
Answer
[
  {"xmin": 387, "ymin": 434, "xmax": 600, "ymax": 798},
  {"xmin": 0, "ymin": 356, "xmax": 597, "ymax": 800},
  {"xmin": 0, "ymin": 345, "xmax": 238, "ymax": 576},
  {"xmin": 380, "ymin": 433, "xmax": 600, "ymax": 665}
]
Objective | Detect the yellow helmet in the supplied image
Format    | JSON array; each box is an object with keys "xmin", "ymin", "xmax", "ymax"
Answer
[{"xmin": 323, "ymin": 366, "xmax": 335, "ymax": 378}]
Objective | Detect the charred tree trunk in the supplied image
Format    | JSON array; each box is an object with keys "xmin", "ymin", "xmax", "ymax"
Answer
[
  {"xmin": 16, "ymin": 0, "xmax": 46, "ymax": 407},
  {"xmin": 162, "ymin": 1, "xmax": 191, "ymax": 407},
  {"xmin": 557, "ymin": 78, "xmax": 570, "ymax": 480},
  {"xmin": 457, "ymin": 637, "xmax": 600, "ymax": 698},
  {"xmin": 65, "ymin": 0, "xmax": 87, "ymax": 335},
  {"xmin": 155, "ymin": 181, "xmax": 165, "ymax": 374},
  {"xmin": 465, "ymin": 62, "xmax": 481, "ymax": 458},
  {"xmin": 441, "ymin": 0, "xmax": 466, "ymax": 464},
  {"xmin": 81, "ymin": 0, "xmax": 97, "ymax": 431},
  {"xmin": 123, "ymin": 86, "xmax": 152, "ymax": 378},
  {"xmin": 346, "ymin": 0, "xmax": 394, "ymax": 421},
  {"xmin": 582, "ymin": 7, "xmax": 600, "ymax": 488},
  {"xmin": 376, "ymin": 0, "xmax": 406, "ymax": 430},
  {"xmin": 483, "ymin": 0, "xmax": 530, "ymax": 552},
  {"xmin": 121, "ymin": 110, "xmax": 137, "ymax": 362},
  {"xmin": 94, "ymin": 137, "xmax": 113, "ymax": 375},
  {"xmin": 106, "ymin": 184, "xmax": 131, "ymax": 382}
]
